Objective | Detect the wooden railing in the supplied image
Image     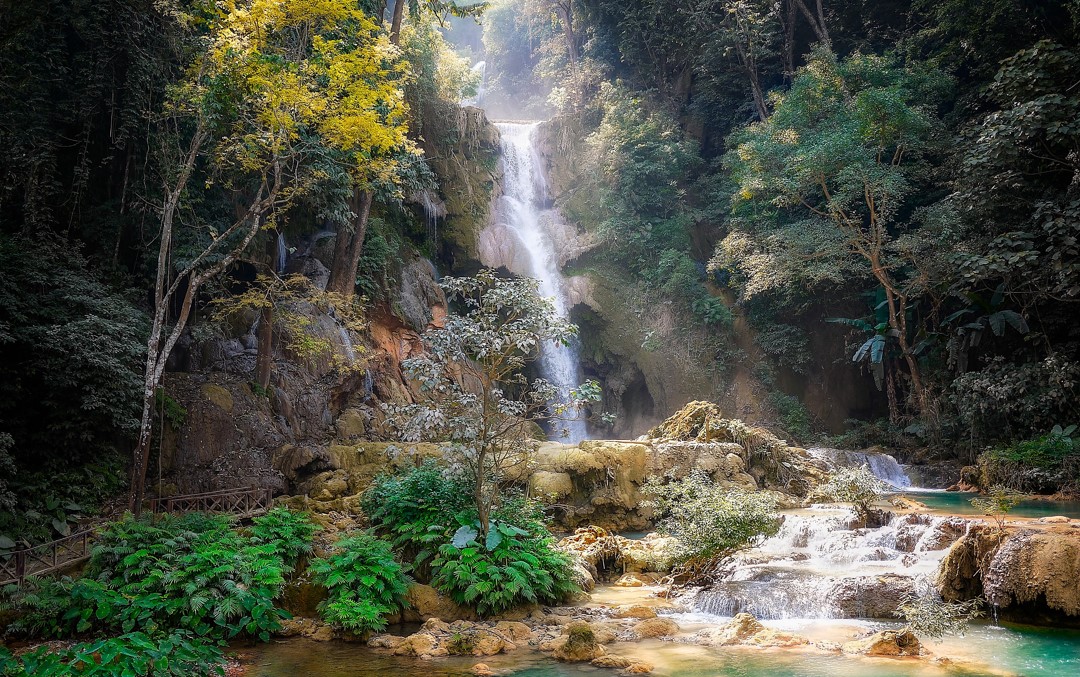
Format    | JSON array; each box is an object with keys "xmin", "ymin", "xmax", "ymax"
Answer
[
  {"xmin": 1, "ymin": 487, "xmax": 274, "ymax": 586},
  {"xmin": 148, "ymin": 487, "xmax": 274, "ymax": 518},
  {"xmin": 1, "ymin": 529, "xmax": 93, "ymax": 587}
]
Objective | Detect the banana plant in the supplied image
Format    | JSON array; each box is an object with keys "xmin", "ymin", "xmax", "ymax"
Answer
[
  {"xmin": 825, "ymin": 317, "xmax": 899, "ymax": 390},
  {"xmin": 944, "ymin": 283, "xmax": 1029, "ymax": 372}
]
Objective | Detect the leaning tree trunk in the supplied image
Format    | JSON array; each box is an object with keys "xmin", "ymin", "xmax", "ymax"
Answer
[{"xmin": 326, "ymin": 190, "xmax": 373, "ymax": 296}]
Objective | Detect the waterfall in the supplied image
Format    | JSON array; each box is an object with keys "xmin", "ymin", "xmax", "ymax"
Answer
[
  {"xmin": 338, "ymin": 327, "xmax": 356, "ymax": 364},
  {"xmin": 465, "ymin": 61, "xmax": 486, "ymax": 107},
  {"xmin": 494, "ymin": 121, "xmax": 588, "ymax": 443},
  {"xmin": 807, "ymin": 447, "xmax": 912, "ymax": 488},
  {"xmin": 276, "ymin": 231, "xmax": 288, "ymax": 274}
]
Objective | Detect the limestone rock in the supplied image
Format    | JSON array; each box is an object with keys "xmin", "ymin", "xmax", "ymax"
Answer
[
  {"xmin": 694, "ymin": 613, "xmax": 764, "ymax": 645},
  {"xmin": 631, "ymin": 617, "xmax": 679, "ymax": 638},
  {"xmin": 407, "ymin": 584, "xmax": 477, "ymax": 621},
  {"xmin": 529, "ymin": 470, "xmax": 575, "ymax": 501},
  {"xmin": 592, "ymin": 655, "xmax": 633, "ymax": 668},
  {"xmin": 334, "ymin": 408, "xmax": 367, "ymax": 439},
  {"xmin": 612, "ymin": 604, "xmax": 657, "ymax": 620},
  {"xmin": 471, "ymin": 664, "xmax": 495, "ymax": 677},
  {"xmin": 392, "ymin": 632, "xmax": 439, "ymax": 657},
  {"xmin": 624, "ymin": 662, "xmax": 655, "ymax": 674},
  {"xmin": 495, "ymin": 621, "xmax": 533, "ymax": 644},
  {"xmin": 552, "ymin": 621, "xmax": 605, "ymax": 662},
  {"xmin": 368, "ymin": 634, "xmax": 405, "ymax": 649},
  {"xmin": 842, "ymin": 630, "xmax": 922, "ymax": 657}
]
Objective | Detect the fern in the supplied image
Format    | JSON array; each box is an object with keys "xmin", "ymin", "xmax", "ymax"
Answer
[{"xmin": 309, "ymin": 533, "xmax": 411, "ymax": 634}]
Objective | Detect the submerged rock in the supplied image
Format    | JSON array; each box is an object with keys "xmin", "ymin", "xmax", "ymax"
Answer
[
  {"xmin": 630, "ymin": 617, "xmax": 679, "ymax": 638},
  {"xmin": 841, "ymin": 629, "xmax": 922, "ymax": 657}
]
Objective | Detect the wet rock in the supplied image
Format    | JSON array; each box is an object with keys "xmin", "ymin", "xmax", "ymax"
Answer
[
  {"xmin": 276, "ymin": 618, "xmax": 336, "ymax": 641},
  {"xmin": 614, "ymin": 572, "xmax": 663, "ymax": 587},
  {"xmin": 630, "ymin": 617, "xmax": 679, "ymax": 638},
  {"xmin": 552, "ymin": 621, "xmax": 605, "ymax": 662},
  {"xmin": 368, "ymin": 634, "xmax": 405, "ymax": 649},
  {"xmin": 612, "ymin": 604, "xmax": 657, "ymax": 620},
  {"xmin": 623, "ymin": 662, "xmax": 655, "ymax": 674},
  {"xmin": 617, "ymin": 534, "xmax": 679, "ymax": 573},
  {"xmin": 471, "ymin": 664, "xmax": 495, "ymax": 677},
  {"xmin": 828, "ymin": 574, "xmax": 916, "ymax": 619},
  {"xmin": 841, "ymin": 629, "xmax": 922, "ymax": 656},
  {"xmin": 392, "ymin": 632, "xmax": 439, "ymax": 657}
]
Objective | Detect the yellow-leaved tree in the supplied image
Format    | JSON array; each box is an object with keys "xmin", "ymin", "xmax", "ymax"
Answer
[{"xmin": 132, "ymin": 0, "xmax": 418, "ymax": 513}]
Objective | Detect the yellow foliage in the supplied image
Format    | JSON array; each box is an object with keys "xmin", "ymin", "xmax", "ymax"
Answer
[{"xmin": 180, "ymin": 0, "xmax": 417, "ymax": 190}]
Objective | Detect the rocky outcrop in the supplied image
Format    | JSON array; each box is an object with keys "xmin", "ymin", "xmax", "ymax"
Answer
[
  {"xmin": 557, "ymin": 527, "xmax": 678, "ymax": 588},
  {"xmin": 938, "ymin": 525, "xmax": 1080, "ymax": 624},
  {"xmin": 552, "ymin": 621, "xmax": 605, "ymax": 662},
  {"xmin": 689, "ymin": 613, "xmax": 809, "ymax": 648}
]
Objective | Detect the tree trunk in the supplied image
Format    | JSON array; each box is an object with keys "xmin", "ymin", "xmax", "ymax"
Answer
[
  {"xmin": 793, "ymin": 0, "xmax": 830, "ymax": 45},
  {"xmin": 326, "ymin": 190, "xmax": 373, "ymax": 296},
  {"xmin": 390, "ymin": 0, "xmax": 405, "ymax": 45},
  {"xmin": 782, "ymin": 0, "xmax": 797, "ymax": 79},
  {"xmin": 736, "ymin": 42, "xmax": 769, "ymax": 121},
  {"xmin": 255, "ymin": 305, "xmax": 273, "ymax": 390},
  {"xmin": 555, "ymin": 3, "xmax": 578, "ymax": 68}
]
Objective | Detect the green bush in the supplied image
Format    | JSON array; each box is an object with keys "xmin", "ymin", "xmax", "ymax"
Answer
[
  {"xmin": 308, "ymin": 533, "xmax": 411, "ymax": 634},
  {"xmin": 980, "ymin": 426, "xmax": 1080, "ymax": 492},
  {"xmin": 814, "ymin": 465, "xmax": 891, "ymax": 519},
  {"xmin": 6, "ymin": 510, "xmax": 315, "ymax": 642},
  {"xmin": 431, "ymin": 509, "xmax": 578, "ymax": 617},
  {"xmin": 643, "ymin": 471, "xmax": 780, "ymax": 579},
  {"xmin": 361, "ymin": 461, "xmax": 473, "ymax": 570},
  {"xmin": 0, "ymin": 630, "xmax": 224, "ymax": 676}
]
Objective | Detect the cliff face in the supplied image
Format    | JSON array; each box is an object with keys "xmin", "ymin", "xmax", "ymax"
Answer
[
  {"xmin": 156, "ymin": 252, "xmax": 447, "ymax": 496},
  {"xmin": 938, "ymin": 524, "xmax": 1080, "ymax": 625}
]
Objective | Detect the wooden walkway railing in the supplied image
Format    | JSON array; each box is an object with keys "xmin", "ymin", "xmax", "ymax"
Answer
[
  {"xmin": 148, "ymin": 487, "xmax": 274, "ymax": 518},
  {"xmin": 0, "ymin": 529, "xmax": 93, "ymax": 588},
  {"xmin": 1, "ymin": 487, "xmax": 274, "ymax": 587}
]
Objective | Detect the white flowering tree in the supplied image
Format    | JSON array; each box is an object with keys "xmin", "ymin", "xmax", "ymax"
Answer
[{"xmin": 383, "ymin": 269, "xmax": 600, "ymax": 540}]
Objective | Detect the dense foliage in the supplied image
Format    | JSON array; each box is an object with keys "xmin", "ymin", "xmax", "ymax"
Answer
[
  {"xmin": 363, "ymin": 464, "xmax": 579, "ymax": 615},
  {"xmin": 813, "ymin": 465, "xmax": 891, "ymax": 518},
  {"xmin": 6, "ymin": 510, "xmax": 315, "ymax": 642},
  {"xmin": 309, "ymin": 533, "xmax": 411, "ymax": 633},
  {"xmin": 0, "ymin": 630, "xmax": 225, "ymax": 677}
]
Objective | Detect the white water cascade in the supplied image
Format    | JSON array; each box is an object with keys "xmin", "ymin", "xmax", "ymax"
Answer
[
  {"xmin": 494, "ymin": 121, "xmax": 588, "ymax": 443},
  {"xmin": 689, "ymin": 508, "xmax": 967, "ymax": 620},
  {"xmin": 807, "ymin": 447, "xmax": 912, "ymax": 488},
  {"xmin": 464, "ymin": 61, "xmax": 487, "ymax": 108}
]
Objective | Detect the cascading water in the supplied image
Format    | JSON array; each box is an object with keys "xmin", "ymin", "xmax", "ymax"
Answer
[
  {"xmin": 808, "ymin": 447, "xmax": 912, "ymax": 488},
  {"xmin": 276, "ymin": 231, "xmax": 288, "ymax": 274},
  {"xmin": 494, "ymin": 121, "xmax": 588, "ymax": 443},
  {"xmin": 464, "ymin": 61, "xmax": 486, "ymax": 107},
  {"xmin": 690, "ymin": 508, "xmax": 967, "ymax": 620}
]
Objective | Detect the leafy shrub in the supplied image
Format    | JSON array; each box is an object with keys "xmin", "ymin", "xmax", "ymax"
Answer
[
  {"xmin": 0, "ymin": 630, "xmax": 224, "ymax": 676},
  {"xmin": 431, "ymin": 515, "xmax": 578, "ymax": 617},
  {"xmin": 6, "ymin": 511, "xmax": 312, "ymax": 641},
  {"xmin": 643, "ymin": 471, "xmax": 780, "ymax": 580},
  {"xmin": 361, "ymin": 461, "xmax": 473, "ymax": 570},
  {"xmin": 308, "ymin": 533, "xmax": 411, "ymax": 634},
  {"xmin": 248, "ymin": 506, "xmax": 320, "ymax": 569},
  {"xmin": 896, "ymin": 592, "xmax": 985, "ymax": 639},
  {"xmin": 813, "ymin": 465, "xmax": 891, "ymax": 519}
]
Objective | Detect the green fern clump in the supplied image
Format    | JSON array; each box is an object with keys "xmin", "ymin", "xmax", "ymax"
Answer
[
  {"xmin": 309, "ymin": 533, "xmax": 411, "ymax": 634},
  {"xmin": 248, "ymin": 506, "xmax": 320, "ymax": 569},
  {"xmin": 361, "ymin": 461, "xmax": 472, "ymax": 569},
  {"xmin": 431, "ymin": 515, "xmax": 577, "ymax": 617}
]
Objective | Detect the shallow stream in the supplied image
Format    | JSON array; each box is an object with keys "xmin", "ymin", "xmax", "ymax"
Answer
[{"xmin": 245, "ymin": 619, "xmax": 1080, "ymax": 677}]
